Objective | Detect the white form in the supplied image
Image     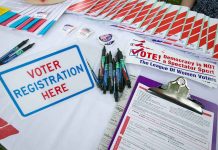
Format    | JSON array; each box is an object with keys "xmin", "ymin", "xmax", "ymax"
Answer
[
  {"xmin": 110, "ymin": 83, "xmax": 214, "ymax": 150},
  {"xmin": 98, "ymin": 75, "xmax": 137, "ymax": 150}
]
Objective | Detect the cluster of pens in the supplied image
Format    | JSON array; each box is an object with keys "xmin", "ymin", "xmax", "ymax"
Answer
[
  {"xmin": 0, "ymin": 39, "xmax": 34, "ymax": 65},
  {"xmin": 88, "ymin": 46, "xmax": 131, "ymax": 102}
]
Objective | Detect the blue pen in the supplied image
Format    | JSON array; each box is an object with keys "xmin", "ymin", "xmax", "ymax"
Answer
[
  {"xmin": 0, "ymin": 39, "xmax": 29, "ymax": 62},
  {"xmin": 103, "ymin": 54, "xmax": 109, "ymax": 94},
  {"xmin": 87, "ymin": 61, "xmax": 101, "ymax": 88},
  {"xmin": 1, "ymin": 43, "xmax": 34, "ymax": 64}
]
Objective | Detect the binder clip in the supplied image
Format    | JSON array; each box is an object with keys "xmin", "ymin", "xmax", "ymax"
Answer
[{"xmin": 149, "ymin": 77, "xmax": 203, "ymax": 114}]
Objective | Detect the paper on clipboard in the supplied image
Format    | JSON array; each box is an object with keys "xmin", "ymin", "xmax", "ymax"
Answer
[{"xmin": 109, "ymin": 76, "xmax": 218, "ymax": 150}]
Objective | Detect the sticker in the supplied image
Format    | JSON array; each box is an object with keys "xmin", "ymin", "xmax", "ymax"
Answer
[
  {"xmin": 62, "ymin": 24, "xmax": 76, "ymax": 33},
  {"xmin": 0, "ymin": 7, "xmax": 10, "ymax": 16},
  {"xmin": 0, "ymin": 45, "xmax": 94, "ymax": 117},
  {"xmin": 76, "ymin": 27, "xmax": 94, "ymax": 38},
  {"xmin": 34, "ymin": 12, "xmax": 48, "ymax": 19},
  {"xmin": 98, "ymin": 34, "xmax": 115, "ymax": 46}
]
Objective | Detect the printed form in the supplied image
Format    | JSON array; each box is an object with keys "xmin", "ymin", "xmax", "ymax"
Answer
[{"xmin": 110, "ymin": 83, "xmax": 214, "ymax": 150}]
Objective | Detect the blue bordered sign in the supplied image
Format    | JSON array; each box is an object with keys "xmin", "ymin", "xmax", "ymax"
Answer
[{"xmin": 0, "ymin": 45, "xmax": 94, "ymax": 117}]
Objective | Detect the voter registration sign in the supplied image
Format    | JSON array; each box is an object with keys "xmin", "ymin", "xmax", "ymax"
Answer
[{"xmin": 0, "ymin": 45, "xmax": 94, "ymax": 117}]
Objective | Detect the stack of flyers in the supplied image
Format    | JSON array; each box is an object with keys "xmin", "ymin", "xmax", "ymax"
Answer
[
  {"xmin": 96, "ymin": 0, "xmax": 122, "ymax": 19},
  {"xmin": 198, "ymin": 16, "xmax": 209, "ymax": 52},
  {"xmin": 166, "ymin": 6, "xmax": 189, "ymax": 40},
  {"xmin": 104, "ymin": 0, "xmax": 128, "ymax": 20},
  {"xmin": 136, "ymin": 1, "xmax": 164, "ymax": 33},
  {"xmin": 186, "ymin": 13, "xmax": 205, "ymax": 50},
  {"xmin": 213, "ymin": 35, "xmax": 218, "ymax": 58},
  {"xmin": 111, "ymin": 0, "xmax": 139, "ymax": 23},
  {"xmin": 144, "ymin": 3, "xmax": 171, "ymax": 35},
  {"xmin": 174, "ymin": 11, "xmax": 197, "ymax": 47},
  {"xmin": 0, "ymin": 0, "xmax": 74, "ymax": 36},
  {"xmin": 86, "ymin": 0, "xmax": 112, "ymax": 17},
  {"xmin": 122, "ymin": 0, "xmax": 146, "ymax": 25},
  {"xmin": 207, "ymin": 18, "xmax": 218, "ymax": 56},
  {"xmin": 67, "ymin": 0, "xmax": 218, "ymax": 61},
  {"xmin": 153, "ymin": 5, "xmax": 180, "ymax": 38},
  {"xmin": 67, "ymin": 0, "xmax": 100, "ymax": 14},
  {"xmin": 125, "ymin": 0, "xmax": 157, "ymax": 28}
]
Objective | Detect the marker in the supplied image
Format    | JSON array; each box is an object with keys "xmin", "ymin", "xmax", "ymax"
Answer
[
  {"xmin": 0, "ymin": 39, "xmax": 29, "ymax": 62},
  {"xmin": 87, "ymin": 61, "xmax": 101, "ymax": 88},
  {"xmin": 100, "ymin": 46, "xmax": 106, "ymax": 87},
  {"xmin": 103, "ymin": 54, "xmax": 109, "ymax": 94},
  {"xmin": 108, "ymin": 51, "xmax": 114, "ymax": 94},
  {"xmin": 1, "ymin": 43, "xmax": 35, "ymax": 64},
  {"xmin": 113, "ymin": 59, "xmax": 119, "ymax": 102},
  {"xmin": 117, "ymin": 49, "xmax": 131, "ymax": 88}
]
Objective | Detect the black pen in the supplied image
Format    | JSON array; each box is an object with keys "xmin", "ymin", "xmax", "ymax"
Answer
[
  {"xmin": 116, "ymin": 51, "xmax": 123, "ymax": 92},
  {"xmin": 117, "ymin": 49, "xmax": 131, "ymax": 88},
  {"xmin": 100, "ymin": 46, "xmax": 106, "ymax": 87},
  {"xmin": 108, "ymin": 51, "xmax": 114, "ymax": 93},
  {"xmin": 0, "ymin": 39, "xmax": 29, "ymax": 62},
  {"xmin": 103, "ymin": 54, "xmax": 109, "ymax": 94},
  {"xmin": 1, "ymin": 43, "xmax": 34, "ymax": 64},
  {"xmin": 113, "ymin": 59, "xmax": 119, "ymax": 102}
]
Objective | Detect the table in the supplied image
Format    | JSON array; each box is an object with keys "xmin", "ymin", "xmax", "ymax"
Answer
[{"xmin": 0, "ymin": 13, "xmax": 217, "ymax": 150}]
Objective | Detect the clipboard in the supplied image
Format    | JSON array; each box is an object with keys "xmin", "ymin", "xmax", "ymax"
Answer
[{"xmin": 108, "ymin": 76, "xmax": 218, "ymax": 150}]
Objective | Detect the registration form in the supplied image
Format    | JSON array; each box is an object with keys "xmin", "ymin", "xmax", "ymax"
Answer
[{"xmin": 109, "ymin": 76, "xmax": 217, "ymax": 150}]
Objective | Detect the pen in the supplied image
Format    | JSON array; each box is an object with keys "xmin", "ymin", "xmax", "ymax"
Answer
[
  {"xmin": 0, "ymin": 39, "xmax": 29, "ymax": 62},
  {"xmin": 87, "ymin": 61, "xmax": 101, "ymax": 88},
  {"xmin": 1, "ymin": 43, "xmax": 35, "ymax": 64},
  {"xmin": 117, "ymin": 49, "xmax": 131, "ymax": 88},
  {"xmin": 103, "ymin": 54, "xmax": 109, "ymax": 94},
  {"xmin": 116, "ymin": 51, "xmax": 124, "ymax": 92},
  {"xmin": 100, "ymin": 46, "xmax": 106, "ymax": 87},
  {"xmin": 115, "ymin": 58, "xmax": 123, "ymax": 93},
  {"xmin": 113, "ymin": 59, "xmax": 119, "ymax": 102},
  {"xmin": 108, "ymin": 51, "xmax": 114, "ymax": 94},
  {"xmin": 98, "ymin": 69, "xmax": 102, "ymax": 89}
]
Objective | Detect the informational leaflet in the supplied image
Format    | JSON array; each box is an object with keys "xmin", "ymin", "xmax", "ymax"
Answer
[
  {"xmin": 109, "ymin": 80, "xmax": 217, "ymax": 150},
  {"xmin": 0, "ymin": 0, "xmax": 74, "ymax": 36}
]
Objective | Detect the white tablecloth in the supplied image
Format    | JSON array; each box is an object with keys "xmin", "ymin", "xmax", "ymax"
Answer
[{"xmin": 0, "ymin": 13, "xmax": 217, "ymax": 150}]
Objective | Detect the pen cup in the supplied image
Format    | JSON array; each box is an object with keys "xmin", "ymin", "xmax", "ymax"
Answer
[{"xmin": 25, "ymin": 0, "xmax": 66, "ymax": 5}]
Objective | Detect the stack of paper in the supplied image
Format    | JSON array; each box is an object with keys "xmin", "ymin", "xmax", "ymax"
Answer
[
  {"xmin": 67, "ymin": 0, "xmax": 218, "ymax": 61},
  {"xmin": 0, "ymin": 0, "xmax": 74, "ymax": 36}
]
